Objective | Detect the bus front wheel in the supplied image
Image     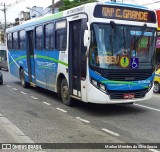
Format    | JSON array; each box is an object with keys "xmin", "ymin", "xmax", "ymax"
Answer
[
  {"xmin": 20, "ymin": 69, "xmax": 29, "ymax": 88},
  {"xmin": 61, "ymin": 79, "xmax": 72, "ymax": 106},
  {"xmin": 154, "ymin": 82, "xmax": 160, "ymax": 93}
]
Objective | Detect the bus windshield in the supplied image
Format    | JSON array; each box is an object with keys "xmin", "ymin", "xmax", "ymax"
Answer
[{"xmin": 89, "ymin": 23, "xmax": 156, "ymax": 69}]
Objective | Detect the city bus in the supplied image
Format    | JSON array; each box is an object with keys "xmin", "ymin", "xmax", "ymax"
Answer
[
  {"xmin": 155, "ymin": 9, "xmax": 160, "ymax": 68},
  {"xmin": 6, "ymin": 1, "xmax": 157, "ymax": 106}
]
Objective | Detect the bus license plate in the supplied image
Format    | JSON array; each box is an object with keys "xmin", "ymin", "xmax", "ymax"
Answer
[{"xmin": 123, "ymin": 94, "xmax": 134, "ymax": 99}]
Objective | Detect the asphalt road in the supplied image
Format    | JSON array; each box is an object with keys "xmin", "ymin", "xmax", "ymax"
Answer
[{"xmin": 0, "ymin": 70, "xmax": 160, "ymax": 152}]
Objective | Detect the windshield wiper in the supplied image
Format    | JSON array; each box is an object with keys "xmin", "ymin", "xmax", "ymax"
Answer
[
  {"xmin": 110, "ymin": 21, "xmax": 124, "ymax": 42},
  {"xmin": 110, "ymin": 21, "xmax": 127, "ymax": 50}
]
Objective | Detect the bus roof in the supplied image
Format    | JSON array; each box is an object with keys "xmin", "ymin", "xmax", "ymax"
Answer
[
  {"xmin": 103, "ymin": 1, "xmax": 149, "ymax": 10},
  {"xmin": 6, "ymin": 1, "xmax": 155, "ymax": 33}
]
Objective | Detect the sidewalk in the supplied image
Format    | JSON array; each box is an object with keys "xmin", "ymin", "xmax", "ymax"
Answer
[
  {"xmin": 0, "ymin": 113, "xmax": 39, "ymax": 151},
  {"xmin": 0, "ymin": 113, "xmax": 34, "ymax": 143}
]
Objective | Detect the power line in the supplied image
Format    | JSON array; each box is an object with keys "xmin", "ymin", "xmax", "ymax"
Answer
[{"xmin": 0, "ymin": 0, "xmax": 26, "ymax": 31}]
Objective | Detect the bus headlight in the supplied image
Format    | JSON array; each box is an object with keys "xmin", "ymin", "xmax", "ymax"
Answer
[
  {"xmin": 91, "ymin": 79, "xmax": 98, "ymax": 87},
  {"xmin": 90, "ymin": 78, "xmax": 107, "ymax": 93},
  {"xmin": 100, "ymin": 84, "xmax": 106, "ymax": 92}
]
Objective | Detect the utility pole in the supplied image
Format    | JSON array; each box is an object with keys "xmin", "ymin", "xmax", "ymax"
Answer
[
  {"xmin": 0, "ymin": 3, "xmax": 7, "ymax": 32},
  {"xmin": 4, "ymin": 3, "xmax": 7, "ymax": 32},
  {"xmin": 52, "ymin": 0, "xmax": 54, "ymax": 13}
]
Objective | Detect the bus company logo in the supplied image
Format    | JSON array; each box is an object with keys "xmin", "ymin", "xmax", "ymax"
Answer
[
  {"xmin": 67, "ymin": 6, "xmax": 84, "ymax": 15},
  {"xmin": 37, "ymin": 61, "xmax": 56, "ymax": 68},
  {"xmin": 125, "ymin": 77, "xmax": 135, "ymax": 80},
  {"xmin": 2, "ymin": 144, "xmax": 12, "ymax": 150}
]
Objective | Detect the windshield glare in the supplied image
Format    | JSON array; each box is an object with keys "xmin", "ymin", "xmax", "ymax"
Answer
[{"xmin": 90, "ymin": 23, "xmax": 156, "ymax": 69}]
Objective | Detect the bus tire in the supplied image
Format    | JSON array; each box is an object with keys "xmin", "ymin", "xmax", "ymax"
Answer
[
  {"xmin": 154, "ymin": 82, "xmax": 160, "ymax": 93},
  {"xmin": 0, "ymin": 80, "xmax": 3, "ymax": 85},
  {"xmin": 20, "ymin": 69, "xmax": 29, "ymax": 88},
  {"xmin": 61, "ymin": 78, "xmax": 72, "ymax": 106}
]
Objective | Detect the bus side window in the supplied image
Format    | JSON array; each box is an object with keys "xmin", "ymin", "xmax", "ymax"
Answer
[
  {"xmin": 13, "ymin": 32, "xmax": 19, "ymax": 49},
  {"xmin": 35, "ymin": 26, "xmax": 43, "ymax": 50},
  {"xmin": 44, "ymin": 23, "xmax": 54, "ymax": 50},
  {"xmin": 7, "ymin": 33, "xmax": 12, "ymax": 49},
  {"xmin": 19, "ymin": 30, "xmax": 25, "ymax": 50},
  {"xmin": 55, "ymin": 20, "xmax": 67, "ymax": 51}
]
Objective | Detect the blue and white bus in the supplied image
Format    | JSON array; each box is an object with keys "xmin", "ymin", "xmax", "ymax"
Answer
[{"xmin": 6, "ymin": 1, "xmax": 157, "ymax": 106}]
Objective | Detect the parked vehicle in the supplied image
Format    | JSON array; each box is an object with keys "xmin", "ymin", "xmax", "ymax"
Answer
[
  {"xmin": 0, "ymin": 72, "xmax": 3, "ymax": 85},
  {"xmin": 0, "ymin": 50, "xmax": 8, "ymax": 70},
  {"xmin": 154, "ymin": 69, "xmax": 160, "ymax": 93}
]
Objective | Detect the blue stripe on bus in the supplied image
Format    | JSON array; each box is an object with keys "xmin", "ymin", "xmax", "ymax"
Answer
[{"xmin": 89, "ymin": 68, "xmax": 153, "ymax": 91}]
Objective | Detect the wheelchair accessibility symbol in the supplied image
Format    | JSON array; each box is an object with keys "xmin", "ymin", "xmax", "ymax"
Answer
[{"xmin": 131, "ymin": 58, "xmax": 139, "ymax": 68}]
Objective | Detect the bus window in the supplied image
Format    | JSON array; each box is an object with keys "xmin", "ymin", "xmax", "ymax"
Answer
[
  {"xmin": 13, "ymin": 32, "xmax": 19, "ymax": 49},
  {"xmin": 7, "ymin": 33, "xmax": 12, "ymax": 49},
  {"xmin": 35, "ymin": 26, "xmax": 43, "ymax": 50},
  {"xmin": 55, "ymin": 20, "xmax": 67, "ymax": 51},
  {"xmin": 44, "ymin": 23, "xmax": 54, "ymax": 50},
  {"xmin": 19, "ymin": 30, "xmax": 25, "ymax": 50}
]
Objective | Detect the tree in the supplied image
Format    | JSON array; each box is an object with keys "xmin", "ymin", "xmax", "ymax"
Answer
[{"xmin": 59, "ymin": 0, "xmax": 96, "ymax": 11}]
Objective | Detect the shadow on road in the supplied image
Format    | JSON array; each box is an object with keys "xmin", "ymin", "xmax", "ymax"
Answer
[
  {"xmin": 12, "ymin": 82, "xmax": 148, "ymax": 117},
  {"xmin": 1, "ymin": 70, "xmax": 148, "ymax": 116}
]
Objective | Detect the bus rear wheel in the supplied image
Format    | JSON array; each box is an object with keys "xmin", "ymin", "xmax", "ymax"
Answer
[
  {"xmin": 61, "ymin": 78, "xmax": 72, "ymax": 106},
  {"xmin": 20, "ymin": 69, "xmax": 29, "ymax": 88}
]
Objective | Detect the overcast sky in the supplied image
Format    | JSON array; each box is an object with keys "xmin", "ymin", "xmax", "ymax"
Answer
[
  {"xmin": 0, "ymin": 0, "xmax": 159, "ymax": 23},
  {"xmin": 0, "ymin": 0, "xmax": 53, "ymax": 23}
]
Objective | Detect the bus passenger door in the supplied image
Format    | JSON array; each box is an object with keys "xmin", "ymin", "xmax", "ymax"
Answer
[
  {"xmin": 26, "ymin": 30, "xmax": 36, "ymax": 83},
  {"xmin": 69, "ymin": 19, "xmax": 87, "ymax": 99}
]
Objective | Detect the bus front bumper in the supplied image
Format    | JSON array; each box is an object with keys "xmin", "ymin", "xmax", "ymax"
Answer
[{"xmin": 87, "ymin": 84, "xmax": 153, "ymax": 104}]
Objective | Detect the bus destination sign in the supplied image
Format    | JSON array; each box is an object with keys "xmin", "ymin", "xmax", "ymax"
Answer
[{"xmin": 94, "ymin": 5, "xmax": 156, "ymax": 23}]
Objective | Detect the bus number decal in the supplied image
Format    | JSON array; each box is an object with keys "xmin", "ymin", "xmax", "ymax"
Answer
[{"xmin": 96, "ymin": 55, "xmax": 119, "ymax": 64}]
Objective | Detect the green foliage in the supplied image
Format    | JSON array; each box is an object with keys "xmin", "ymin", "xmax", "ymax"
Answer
[{"xmin": 59, "ymin": 0, "xmax": 96, "ymax": 11}]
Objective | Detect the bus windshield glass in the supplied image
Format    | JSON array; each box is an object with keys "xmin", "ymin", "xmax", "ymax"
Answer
[{"xmin": 89, "ymin": 23, "xmax": 156, "ymax": 69}]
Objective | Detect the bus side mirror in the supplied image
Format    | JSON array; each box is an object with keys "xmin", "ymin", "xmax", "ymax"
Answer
[
  {"xmin": 84, "ymin": 30, "xmax": 90, "ymax": 57},
  {"xmin": 84, "ymin": 30, "xmax": 90, "ymax": 47}
]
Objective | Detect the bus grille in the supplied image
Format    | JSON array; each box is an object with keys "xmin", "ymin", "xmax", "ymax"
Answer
[
  {"xmin": 108, "ymin": 89, "xmax": 148, "ymax": 100},
  {"xmin": 106, "ymin": 72, "xmax": 151, "ymax": 81}
]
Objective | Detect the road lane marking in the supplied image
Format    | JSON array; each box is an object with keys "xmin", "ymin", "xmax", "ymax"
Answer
[
  {"xmin": 149, "ymin": 149, "xmax": 160, "ymax": 152},
  {"xmin": 76, "ymin": 117, "xmax": 90, "ymax": 123},
  {"xmin": 6, "ymin": 85, "xmax": 11, "ymax": 88},
  {"xmin": 13, "ymin": 88, "xmax": 18, "ymax": 91},
  {"xmin": 101, "ymin": 128, "xmax": 120, "ymax": 137},
  {"xmin": 30, "ymin": 96, "xmax": 38, "ymax": 100},
  {"xmin": 135, "ymin": 104, "xmax": 160, "ymax": 112},
  {"xmin": 43, "ymin": 102, "xmax": 51, "ymax": 106},
  {"xmin": 56, "ymin": 108, "xmax": 67, "ymax": 113},
  {"xmin": 20, "ymin": 91, "xmax": 27, "ymax": 95}
]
